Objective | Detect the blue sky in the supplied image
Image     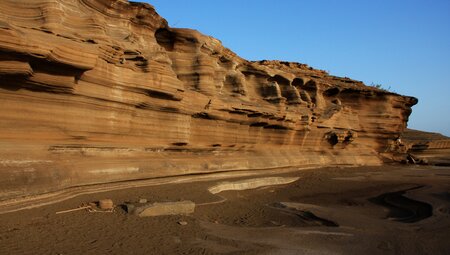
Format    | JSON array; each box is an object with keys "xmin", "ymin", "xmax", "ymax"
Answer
[{"xmin": 147, "ymin": 0, "xmax": 450, "ymax": 136}]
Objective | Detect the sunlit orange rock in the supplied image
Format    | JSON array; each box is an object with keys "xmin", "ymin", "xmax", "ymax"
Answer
[{"xmin": 0, "ymin": 0, "xmax": 417, "ymax": 200}]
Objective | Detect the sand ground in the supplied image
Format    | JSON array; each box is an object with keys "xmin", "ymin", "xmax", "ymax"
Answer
[{"xmin": 0, "ymin": 165, "xmax": 449, "ymax": 254}]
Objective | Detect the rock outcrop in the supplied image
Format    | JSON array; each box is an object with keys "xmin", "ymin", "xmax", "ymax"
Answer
[
  {"xmin": 0, "ymin": 0, "xmax": 417, "ymax": 201},
  {"xmin": 401, "ymin": 129, "xmax": 450, "ymax": 166}
]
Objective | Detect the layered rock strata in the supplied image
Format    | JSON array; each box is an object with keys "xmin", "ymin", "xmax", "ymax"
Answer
[
  {"xmin": 401, "ymin": 129, "xmax": 450, "ymax": 166},
  {"xmin": 0, "ymin": 0, "xmax": 417, "ymax": 200}
]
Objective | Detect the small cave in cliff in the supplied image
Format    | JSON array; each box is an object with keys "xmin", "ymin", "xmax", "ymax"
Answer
[
  {"xmin": 282, "ymin": 87, "xmax": 302, "ymax": 104},
  {"xmin": 1, "ymin": 57, "xmax": 82, "ymax": 94},
  {"xmin": 324, "ymin": 87, "xmax": 340, "ymax": 97},
  {"xmin": 297, "ymin": 80, "xmax": 317, "ymax": 105},
  {"xmin": 300, "ymin": 91, "xmax": 312, "ymax": 104},
  {"xmin": 218, "ymin": 56, "xmax": 234, "ymax": 69},
  {"xmin": 268, "ymin": 75, "xmax": 291, "ymax": 87},
  {"xmin": 250, "ymin": 122, "xmax": 268, "ymax": 127},
  {"xmin": 265, "ymin": 124, "xmax": 289, "ymax": 130},
  {"xmin": 343, "ymin": 132, "xmax": 354, "ymax": 145},
  {"xmin": 292, "ymin": 77, "xmax": 305, "ymax": 87},
  {"xmin": 327, "ymin": 133, "xmax": 339, "ymax": 146},
  {"xmin": 155, "ymin": 28, "xmax": 175, "ymax": 51},
  {"xmin": 172, "ymin": 142, "xmax": 188, "ymax": 146},
  {"xmin": 262, "ymin": 75, "xmax": 291, "ymax": 102},
  {"xmin": 224, "ymin": 75, "xmax": 246, "ymax": 95},
  {"xmin": 0, "ymin": 77, "xmax": 33, "ymax": 93},
  {"xmin": 145, "ymin": 89, "xmax": 180, "ymax": 101},
  {"xmin": 248, "ymin": 112, "xmax": 263, "ymax": 118},
  {"xmin": 261, "ymin": 84, "xmax": 281, "ymax": 102},
  {"xmin": 302, "ymin": 80, "xmax": 317, "ymax": 92}
]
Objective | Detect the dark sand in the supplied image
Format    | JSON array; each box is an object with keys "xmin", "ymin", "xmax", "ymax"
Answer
[{"xmin": 0, "ymin": 165, "xmax": 449, "ymax": 254}]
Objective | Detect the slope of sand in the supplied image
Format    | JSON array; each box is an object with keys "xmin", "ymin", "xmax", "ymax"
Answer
[{"xmin": 0, "ymin": 165, "xmax": 449, "ymax": 254}]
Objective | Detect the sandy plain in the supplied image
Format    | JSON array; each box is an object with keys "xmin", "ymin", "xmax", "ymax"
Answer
[{"xmin": 0, "ymin": 165, "xmax": 449, "ymax": 255}]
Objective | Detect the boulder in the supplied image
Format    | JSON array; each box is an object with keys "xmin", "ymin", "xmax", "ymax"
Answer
[{"xmin": 133, "ymin": 201, "xmax": 196, "ymax": 217}]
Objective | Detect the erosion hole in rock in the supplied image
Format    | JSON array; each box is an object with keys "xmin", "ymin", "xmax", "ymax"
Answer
[
  {"xmin": 303, "ymin": 80, "xmax": 317, "ymax": 91},
  {"xmin": 262, "ymin": 82, "xmax": 281, "ymax": 99},
  {"xmin": 327, "ymin": 133, "xmax": 339, "ymax": 146},
  {"xmin": 223, "ymin": 75, "xmax": 236, "ymax": 91},
  {"xmin": 219, "ymin": 56, "xmax": 231, "ymax": 63},
  {"xmin": 218, "ymin": 56, "xmax": 233, "ymax": 68},
  {"xmin": 250, "ymin": 122, "xmax": 268, "ymax": 127},
  {"xmin": 343, "ymin": 132, "xmax": 354, "ymax": 144},
  {"xmin": 224, "ymin": 75, "xmax": 245, "ymax": 95},
  {"xmin": 192, "ymin": 112, "xmax": 215, "ymax": 120},
  {"xmin": 172, "ymin": 142, "xmax": 188, "ymax": 146},
  {"xmin": 292, "ymin": 77, "xmax": 305, "ymax": 87},
  {"xmin": 264, "ymin": 124, "xmax": 289, "ymax": 130},
  {"xmin": 300, "ymin": 91, "xmax": 312, "ymax": 103},
  {"xmin": 155, "ymin": 28, "xmax": 175, "ymax": 51},
  {"xmin": 268, "ymin": 75, "xmax": 290, "ymax": 87},
  {"xmin": 324, "ymin": 87, "xmax": 340, "ymax": 97},
  {"xmin": 282, "ymin": 86, "xmax": 301, "ymax": 103},
  {"xmin": 247, "ymin": 113, "xmax": 263, "ymax": 118},
  {"xmin": 146, "ymin": 89, "xmax": 179, "ymax": 101}
]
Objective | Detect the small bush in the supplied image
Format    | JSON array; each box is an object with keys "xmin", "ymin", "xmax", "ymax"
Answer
[{"xmin": 370, "ymin": 82, "xmax": 392, "ymax": 92}]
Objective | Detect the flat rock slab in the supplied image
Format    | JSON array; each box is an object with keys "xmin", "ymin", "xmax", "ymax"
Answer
[
  {"xmin": 130, "ymin": 201, "xmax": 195, "ymax": 217},
  {"xmin": 208, "ymin": 177, "xmax": 300, "ymax": 194}
]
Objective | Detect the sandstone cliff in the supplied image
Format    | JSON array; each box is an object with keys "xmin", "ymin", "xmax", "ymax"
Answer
[{"xmin": 0, "ymin": 0, "xmax": 417, "ymax": 200}]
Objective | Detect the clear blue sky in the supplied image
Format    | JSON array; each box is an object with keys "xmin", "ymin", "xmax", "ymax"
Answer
[{"xmin": 147, "ymin": 0, "xmax": 450, "ymax": 136}]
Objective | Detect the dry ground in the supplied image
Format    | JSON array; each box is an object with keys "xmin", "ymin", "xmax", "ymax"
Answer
[{"xmin": 0, "ymin": 165, "xmax": 449, "ymax": 254}]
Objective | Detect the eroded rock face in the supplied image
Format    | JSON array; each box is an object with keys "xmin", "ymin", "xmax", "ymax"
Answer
[{"xmin": 0, "ymin": 0, "xmax": 417, "ymax": 200}]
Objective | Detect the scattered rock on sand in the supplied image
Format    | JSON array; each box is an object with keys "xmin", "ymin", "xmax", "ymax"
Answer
[
  {"xmin": 98, "ymin": 199, "xmax": 114, "ymax": 210},
  {"xmin": 125, "ymin": 200, "xmax": 196, "ymax": 217}
]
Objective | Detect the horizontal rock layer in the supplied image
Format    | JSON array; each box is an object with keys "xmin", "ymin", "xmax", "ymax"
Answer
[
  {"xmin": 401, "ymin": 129, "xmax": 450, "ymax": 166},
  {"xmin": 0, "ymin": 0, "xmax": 417, "ymax": 201}
]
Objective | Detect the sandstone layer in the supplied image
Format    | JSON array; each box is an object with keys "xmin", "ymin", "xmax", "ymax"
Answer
[{"xmin": 0, "ymin": 0, "xmax": 417, "ymax": 201}]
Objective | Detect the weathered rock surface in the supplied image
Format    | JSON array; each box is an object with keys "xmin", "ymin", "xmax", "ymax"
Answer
[
  {"xmin": 126, "ymin": 200, "xmax": 195, "ymax": 217},
  {"xmin": 0, "ymin": 0, "xmax": 417, "ymax": 201},
  {"xmin": 208, "ymin": 177, "xmax": 300, "ymax": 194}
]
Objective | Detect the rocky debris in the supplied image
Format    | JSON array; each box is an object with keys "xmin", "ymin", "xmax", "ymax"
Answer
[
  {"xmin": 55, "ymin": 199, "xmax": 115, "ymax": 214},
  {"xmin": 0, "ymin": 0, "xmax": 418, "ymax": 201},
  {"xmin": 99, "ymin": 199, "xmax": 114, "ymax": 210},
  {"xmin": 208, "ymin": 177, "xmax": 300, "ymax": 194},
  {"xmin": 125, "ymin": 200, "xmax": 195, "ymax": 217},
  {"xmin": 178, "ymin": 221, "xmax": 188, "ymax": 226}
]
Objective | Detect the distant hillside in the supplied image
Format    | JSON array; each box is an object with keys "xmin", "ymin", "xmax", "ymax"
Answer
[
  {"xmin": 402, "ymin": 129, "xmax": 450, "ymax": 166},
  {"xmin": 402, "ymin": 129, "xmax": 449, "ymax": 141}
]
